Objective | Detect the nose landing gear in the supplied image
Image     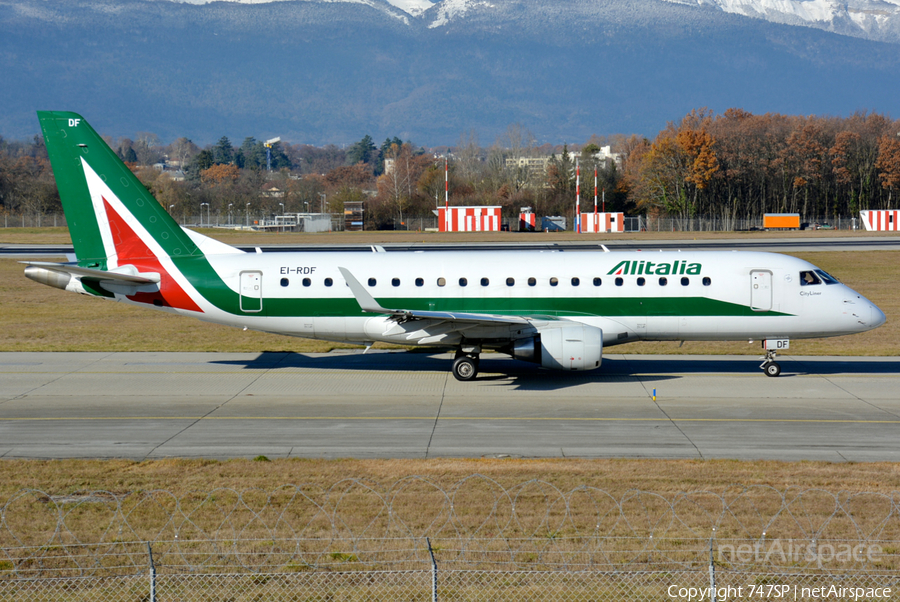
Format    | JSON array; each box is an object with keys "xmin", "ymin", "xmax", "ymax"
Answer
[
  {"xmin": 760, "ymin": 349, "xmax": 781, "ymax": 377},
  {"xmin": 760, "ymin": 339, "xmax": 788, "ymax": 377}
]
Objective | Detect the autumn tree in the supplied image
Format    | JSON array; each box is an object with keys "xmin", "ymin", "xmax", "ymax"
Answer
[
  {"xmin": 376, "ymin": 143, "xmax": 432, "ymax": 226},
  {"xmin": 876, "ymin": 135, "xmax": 900, "ymax": 205}
]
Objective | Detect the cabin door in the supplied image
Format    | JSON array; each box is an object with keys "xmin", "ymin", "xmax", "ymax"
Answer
[
  {"xmin": 240, "ymin": 271, "xmax": 263, "ymax": 313},
  {"xmin": 750, "ymin": 270, "xmax": 772, "ymax": 311}
]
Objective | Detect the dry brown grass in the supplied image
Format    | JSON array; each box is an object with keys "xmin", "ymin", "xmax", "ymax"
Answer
[
  {"xmin": 2, "ymin": 459, "xmax": 899, "ymax": 558},
  {"xmin": 2, "ymin": 249, "xmax": 897, "ymax": 354},
  {"xmin": 3, "ymin": 457, "xmax": 898, "ymax": 497}
]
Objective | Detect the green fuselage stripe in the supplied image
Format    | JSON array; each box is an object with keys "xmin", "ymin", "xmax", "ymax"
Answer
[{"xmin": 108, "ymin": 257, "xmax": 790, "ymax": 319}]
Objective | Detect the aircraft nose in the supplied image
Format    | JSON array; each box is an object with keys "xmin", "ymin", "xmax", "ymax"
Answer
[{"xmin": 870, "ymin": 303, "xmax": 887, "ymax": 329}]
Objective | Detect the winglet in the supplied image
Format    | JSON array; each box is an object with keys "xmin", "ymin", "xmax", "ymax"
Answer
[{"xmin": 339, "ymin": 267, "xmax": 391, "ymax": 313}]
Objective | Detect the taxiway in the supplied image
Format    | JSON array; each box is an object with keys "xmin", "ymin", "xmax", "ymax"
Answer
[{"xmin": 2, "ymin": 351, "xmax": 898, "ymax": 462}]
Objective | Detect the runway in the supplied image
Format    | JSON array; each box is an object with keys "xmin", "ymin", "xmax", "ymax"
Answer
[{"xmin": 2, "ymin": 351, "xmax": 899, "ymax": 462}]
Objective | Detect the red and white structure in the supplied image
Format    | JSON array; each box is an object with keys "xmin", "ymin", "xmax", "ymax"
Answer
[
  {"xmin": 580, "ymin": 212, "xmax": 625, "ymax": 233},
  {"xmin": 860, "ymin": 210, "xmax": 900, "ymax": 231},
  {"xmin": 438, "ymin": 206, "xmax": 502, "ymax": 232},
  {"xmin": 519, "ymin": 212, "xmax": 536, "ymax": 231}
]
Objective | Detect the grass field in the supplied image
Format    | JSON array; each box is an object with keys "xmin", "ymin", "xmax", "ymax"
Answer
[
  {"xmin": 2, "ymin": 459, "xmax": 899, "ymax": 553},
  {"xmin": 2, "ymin": 457, "xmax": 898, "ymax": 499}
]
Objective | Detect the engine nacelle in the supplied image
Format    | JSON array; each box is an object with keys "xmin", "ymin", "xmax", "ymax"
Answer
[{"xmin": 511, "ymin": 324, "xmax": 603, "ymax": 371}]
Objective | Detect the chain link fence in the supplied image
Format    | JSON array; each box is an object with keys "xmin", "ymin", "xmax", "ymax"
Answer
[
  {"xmin": 2, "ymin": 481, "xmax": 899, "ymax": 600},
  {"xmin": 2, "ymin": 213, "xmax": 869, "ymax": 233}
]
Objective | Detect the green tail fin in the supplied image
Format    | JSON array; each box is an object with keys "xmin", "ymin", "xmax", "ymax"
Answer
[{"xmin": 37, "ymin": 111, "xmax": 208, "ymax": 269}]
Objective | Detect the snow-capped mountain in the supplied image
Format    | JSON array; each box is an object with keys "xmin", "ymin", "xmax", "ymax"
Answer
[
  {"xmin": 163, "ymin": 0, "xmax": 900, "ymax": 41},
  {"xmin": 168, "ymin": 0, "xmax": 435, "ymax": 17},
  {"xmin": 665, "ymin": 0, "xmax": 900, "ymax": 43},
  {"xmin": 1, "ymin": 0, "xmax": 898, "ymax": 143}
]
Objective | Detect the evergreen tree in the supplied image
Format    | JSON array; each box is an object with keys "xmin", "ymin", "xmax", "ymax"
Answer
[
  {"xmin": 347, "ymin": 135, "xmax": 376, "ymax": 166},
  {"xmin": 214, "ymin": 136, "xmax": 234, "ymax": 165},
  {"xmin": 376, "ymin": 137, "xmax": 403, "ymax": 175}
]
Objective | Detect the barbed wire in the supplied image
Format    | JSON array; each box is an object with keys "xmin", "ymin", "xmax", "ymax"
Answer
[{"xmin": 2, "ymin": 478, "xmax": 899, "ymax": 578}]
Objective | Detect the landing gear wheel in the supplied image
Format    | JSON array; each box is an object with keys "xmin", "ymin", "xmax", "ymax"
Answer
[
  {"xmin": 452, "ymin": 357, "xmax": 478, "ymax": 381},
  {"xmin": 764, "ymin": 361, "xmax": 782, "ymax": 377}
]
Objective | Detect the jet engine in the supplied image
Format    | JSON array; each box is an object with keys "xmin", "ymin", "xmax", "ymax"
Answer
[{"xmin": 511, "ymin": 324, "xmax": 603, "ymax": 371}]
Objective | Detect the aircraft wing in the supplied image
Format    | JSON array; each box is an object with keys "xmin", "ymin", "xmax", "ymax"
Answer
[
  {"xmin": 21, "ymin": 261, "xmax": 161, "ymax": 284},
  {"xmin": 339, "ymin": 266, "xmax": 530, "ymax": 325}
]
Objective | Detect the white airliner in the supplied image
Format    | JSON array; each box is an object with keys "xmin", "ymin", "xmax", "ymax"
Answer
[{"xmin": 25, "ymin": 112, "xmax": 886, "ymax": 380}]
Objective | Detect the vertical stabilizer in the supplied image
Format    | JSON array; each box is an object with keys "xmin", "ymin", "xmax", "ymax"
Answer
[{"xmin": 37, "ymin": 111, "xmax": 232, "ymax": 270}]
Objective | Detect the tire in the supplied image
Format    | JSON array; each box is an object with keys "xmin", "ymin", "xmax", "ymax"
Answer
[
  {"xmin": 764, "ymin": 362, "xmax": 782, "ymax": 377},
  {"xmin": 452, "ymin": 357, "xmax": 478, "ymax": 381}
]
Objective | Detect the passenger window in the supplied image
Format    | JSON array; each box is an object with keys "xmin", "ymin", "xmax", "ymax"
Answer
[
  {"xmin": 302, "ymin": 278, "xmax": 311, "ymax": 287},
  {"xmin": 549, "ymin": 277, "xmax": 558, "ymax": 287},
  {"xmin": 702, "ymin": 277, "xmax": 711, "ymax": 286},
  {"xmin": 324, "ymin": 278, "xmax": 333, "ymax": 287},
  {"xmin": 392, "ymin": 278, "xmax": 400, "ymax": 287},
  {"xmin": 506, "ymin": 277, "xmax": 515, "ymax": 287},
  {"xmin": 637, "ymin": 277, "xmax": 645, "ymax": 286},
  {"xmin": 571, "ymin": 277, "xmax": 580, "ymax": 286},
  {"xmin": 615, "ymin": 277, "xmax": 623, "ymax": 286},
  {"xmin": 593, "ymin": 277, "xmax": 602, "ymax": 286},
  {"xmin": 280, "ymin": 278, "xmax": 289, "ymax": 287},
  {"xmin": 659, "ymin": 277, "xmax": 667, "ymax": 286},
  {"xmin": 800, "ymin": 271, "xmax": 822, "ymax": 286},
  {"xmin": 368, "ymin": 278, "xmax": 376, "ymax": 287},
  {"xmin": 528, "ymin": 277, "xmax": 536, "ymax": 287},
  {"xmin": 415, "ymin": 278, "xmax": 424, "ymax": 287},
  {"xmin": 459, "ymin": 278, "xmax": 468, "ymax": 287},
  {"xmin": 481, "ymin": 278, "xmax": 489, "ymax": 286},
  {"xmin": 681, "ymin": 277, "xmax": 689, "ymax": 286},
  {"xmin": 437, "ymin": 278, "xmax": 446, "ymax": 287}
]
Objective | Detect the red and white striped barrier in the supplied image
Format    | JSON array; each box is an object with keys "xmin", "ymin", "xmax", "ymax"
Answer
[
  {"xmin": 860, "ymin": 210, "xmax": 899, "ymax": 231},
  {"xmin": 519, "ymin": 213, "xmax": 536, "ymax": 231},
  {"xmin": 438, "ymin": 206, "xmax": 502, "ymax": 232},
  {"xmin": 580, "ymin": 212, "xmax": 624, "ymax": 233}
]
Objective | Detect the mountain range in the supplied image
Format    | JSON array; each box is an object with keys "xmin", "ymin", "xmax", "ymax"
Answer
[
  {"xmin": 1, "ymin": 0, "xmax": 898, "ymax": 145},
  {"xmin": 173, "ymin": 0, "xmax": 900, "ymax": 44}
]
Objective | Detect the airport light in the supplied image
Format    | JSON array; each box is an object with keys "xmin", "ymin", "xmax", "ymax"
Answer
[
  {"xmin": 246, "ymin": 202, "xmax": 250, "ymax": 227},
  {"xmin": 228, "ymin": 203, "xmax": 233, "ymax": 226},
  {"xmin": 200, "ymin": 202, "xmax": 209, "ymax": 227},
  {"xmin": 319, "ymin": 192, "xmax": 326, "ymax": 214}
]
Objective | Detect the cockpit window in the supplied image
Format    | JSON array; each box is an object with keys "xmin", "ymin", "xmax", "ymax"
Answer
[
  {"xmin": 799, "ymin": 271, "xmax": 821, "ymax": 286},
  {"xmin": 815, "ymin": 269, "xmax": 839, "ymax": 285}
]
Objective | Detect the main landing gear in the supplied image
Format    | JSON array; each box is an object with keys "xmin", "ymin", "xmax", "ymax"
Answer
[
  {"xmin": 452, "ymin": 347, "xmax": 481, "ymax": 381},
  {"xmin": 760, "ymin": 349, "xmax": 781, "ymax": 377}
]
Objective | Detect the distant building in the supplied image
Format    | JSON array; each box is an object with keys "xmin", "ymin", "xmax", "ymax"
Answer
[
  {"xmin": 344, "ymin": 200, "xmax": 364, "ymax": 231},
  {"xmin": 505, "ymin": 156, "xmax": 550, "ymax": 177},
  {"xmin": 438, "ymin": 206, "xmax": 502, "ymax": 232},
  {"xmin": 261, "ymin": 183, "xmax": 284, "ymax": 198},
  {"xmin": 860, "ymin": 210, "xmax": 899, "ymax": 231}
]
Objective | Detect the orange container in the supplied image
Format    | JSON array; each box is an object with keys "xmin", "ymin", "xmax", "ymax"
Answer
[{"xmin": 763, "ymin": 213, "xmax": 800, "ymax": 229}]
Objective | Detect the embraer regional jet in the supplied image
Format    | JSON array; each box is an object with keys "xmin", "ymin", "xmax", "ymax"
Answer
[{"xmin": 25, "ymin": 112, "xmax": 886, "ymax": 380}]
